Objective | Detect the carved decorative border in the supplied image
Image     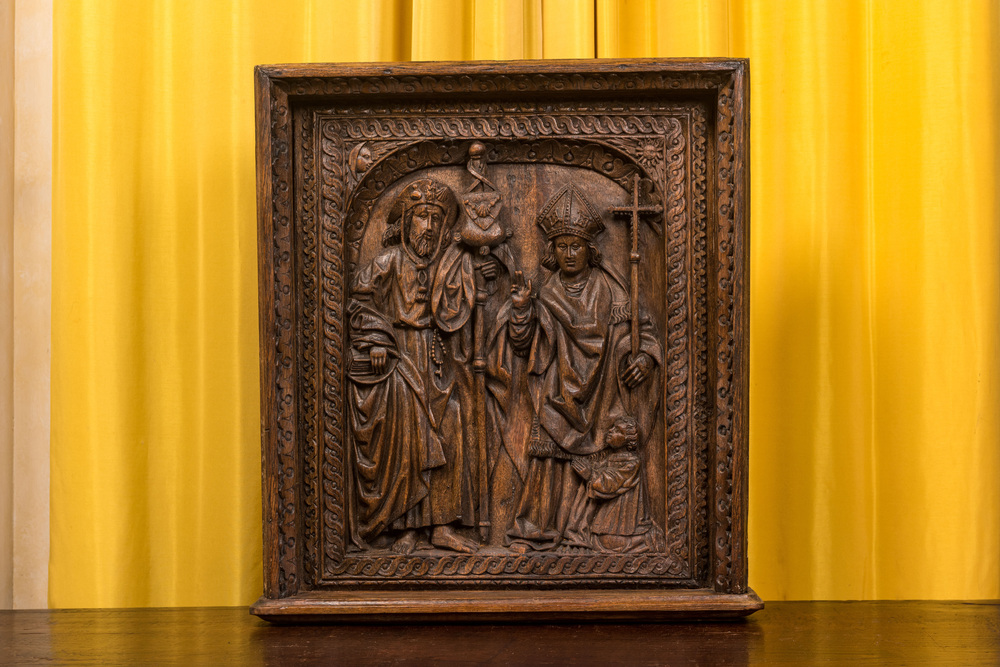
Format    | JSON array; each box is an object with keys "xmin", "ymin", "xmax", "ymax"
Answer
[
  {"xmin": 712, "ymin": 72, "xmax": 745, "ymax": 592},
  {"xmin": 690, "ymin": 103, "xmax": 711, "ymax": 583},
  {"xmin": 295, "ymin": 108, "xmax": 320, "ymax": 587},
  {"xmin": 260, "ymin": 82, "xmax": 298, "ymax": 597},
  {"xmin": 276, "ymin": 69, "xmax": 727, "ymax": 99},
  {"xmin": 317, "ymin": 124, "xmax": 349, "ymax": 570},
  {"xmin": 319, "ymin": 553, "xmax": 690, "ymax": 585},
  {"xmin": 661, "ymin": 118, "xmax": 690, "ymax": 570}
]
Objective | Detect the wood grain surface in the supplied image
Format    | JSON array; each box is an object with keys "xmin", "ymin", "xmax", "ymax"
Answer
[
  {"xmin": 251, "ymin": 589, "xmax": 763, "ymax": 623},
  {"xmin": 3, "ymin": 602, "xmax": 997, "ymax": 665}
]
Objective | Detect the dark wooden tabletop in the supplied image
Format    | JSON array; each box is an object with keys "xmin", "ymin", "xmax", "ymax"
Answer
[{"xmin": 2, "ymin": 601, "xmax": 997, "ymax": 665}]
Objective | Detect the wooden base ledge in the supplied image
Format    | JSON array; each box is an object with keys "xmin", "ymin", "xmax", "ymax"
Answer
[{"xmin": 251, "ymin": 588, "xmax": 764, "ymax": 623}]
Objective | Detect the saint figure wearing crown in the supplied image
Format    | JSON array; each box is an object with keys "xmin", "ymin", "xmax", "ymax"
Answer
[
  {"xmin": 487, "ymin": 184, "xmax": 663, "ymax": 552},
  {"xmin": 347, "ymin": 178, "xmax": 499, "ymax": 554}
]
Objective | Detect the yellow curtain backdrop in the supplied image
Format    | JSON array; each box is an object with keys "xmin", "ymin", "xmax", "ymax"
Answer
[{"xmin": 52, "ymin": 0, "xmax": 1000, "ymax": 606}]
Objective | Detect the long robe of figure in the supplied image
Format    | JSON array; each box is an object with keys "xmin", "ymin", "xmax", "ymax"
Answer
[
  {"xmin": 347, "ymin": 241, "xmax": 478, "ymax": 547},
  {"xmin": 568, "ymin": 446, "xmax": 664, "ymax": 553},
  {"xmin": 488, "ymin": 264, "xmax": 662, "ymax": 549}
]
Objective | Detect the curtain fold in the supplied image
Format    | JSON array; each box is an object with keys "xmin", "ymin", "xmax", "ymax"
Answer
[{"xmin": 51, "ymin": 0, "xmax": 999, "ymax": 606}]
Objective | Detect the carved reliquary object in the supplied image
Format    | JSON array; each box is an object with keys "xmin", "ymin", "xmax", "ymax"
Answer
[{"xmin": 252, "ymin": 59, "xmax": 758, "ymax": 621}]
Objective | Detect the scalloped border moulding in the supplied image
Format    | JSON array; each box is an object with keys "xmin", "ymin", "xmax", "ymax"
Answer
[{"xmin": 252, "ymin": 58, "xmax": 759, "ymax": 623}]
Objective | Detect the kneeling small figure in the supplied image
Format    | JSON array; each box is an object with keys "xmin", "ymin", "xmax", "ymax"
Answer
[{"xmin": 570, "ymin": 416, "xmax": 665, "ymax": 553}]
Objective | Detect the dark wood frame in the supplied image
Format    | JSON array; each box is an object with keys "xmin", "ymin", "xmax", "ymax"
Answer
[{"xmin": 252, "ymin": 58, "xmax": 758, "ymax": 622}]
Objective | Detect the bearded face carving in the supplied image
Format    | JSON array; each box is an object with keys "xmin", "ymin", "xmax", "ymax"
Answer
[{"xmin": 407, "ymin": 203, "xmax": 444, "ymax": 257}]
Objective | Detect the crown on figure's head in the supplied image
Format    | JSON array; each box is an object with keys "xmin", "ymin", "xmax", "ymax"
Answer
[
  {"xmin": 392, "ymin": 178, "xmax": 457, "ymax": 222},
  {"xmin": 536, "ymin": 185, "xmax": 605, "ymax": 241}
]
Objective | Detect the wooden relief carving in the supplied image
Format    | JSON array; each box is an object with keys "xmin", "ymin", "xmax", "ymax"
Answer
[{"xmin": 254, "ymin": 59, "xmax": 758, "ymax": 621}]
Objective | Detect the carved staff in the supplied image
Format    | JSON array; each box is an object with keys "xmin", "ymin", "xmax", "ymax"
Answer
[
  {"xmin": 610, "ymin": 174, "xmax": 662, "ymax": 361},
  {"xmin": 459, "ymin": 142, "xmax": 508, "ymax": 542},
  {"xmin": 472, "ymin": 288, "xmax": 490, "ymax": 541}
]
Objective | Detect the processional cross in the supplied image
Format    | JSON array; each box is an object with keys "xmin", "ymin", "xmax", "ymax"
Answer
[{"xmin": 610, "ymin": 174, "xmax": 663, "ymax": 360}]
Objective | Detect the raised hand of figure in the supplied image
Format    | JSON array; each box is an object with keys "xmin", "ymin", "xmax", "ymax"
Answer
[
  {"xmin": 621, "ymin": 352, "xmax": 653, "ymax": 389},
  {"xmin": 510, "ymin": 270, "xmax": 533, "ymax": 309},
  {"xmin": 369, "ymin": 345, "xmax": 388, "ymax": 374},
  {"xmin": 571, "ymin": 457, "xmax": 592, "ymax": 480},
  {"xmin": 477, "ymin": 256, "xmax": 501, "ymax": 281}
]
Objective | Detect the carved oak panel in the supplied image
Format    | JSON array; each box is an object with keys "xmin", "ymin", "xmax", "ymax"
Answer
[{"xmin": 253, "ymin": 59, "xmax": 756, "ymax": 621}]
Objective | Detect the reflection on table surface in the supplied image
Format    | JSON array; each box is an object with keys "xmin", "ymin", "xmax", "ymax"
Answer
[{"xmin": 2, "ymin": 601, "xmax": 998, "ymax": 665}]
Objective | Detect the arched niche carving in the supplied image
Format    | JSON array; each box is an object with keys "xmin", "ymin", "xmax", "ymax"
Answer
[{"xmin": 341, "ymin": 138, "xmax": 665, "ymax": 261}]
